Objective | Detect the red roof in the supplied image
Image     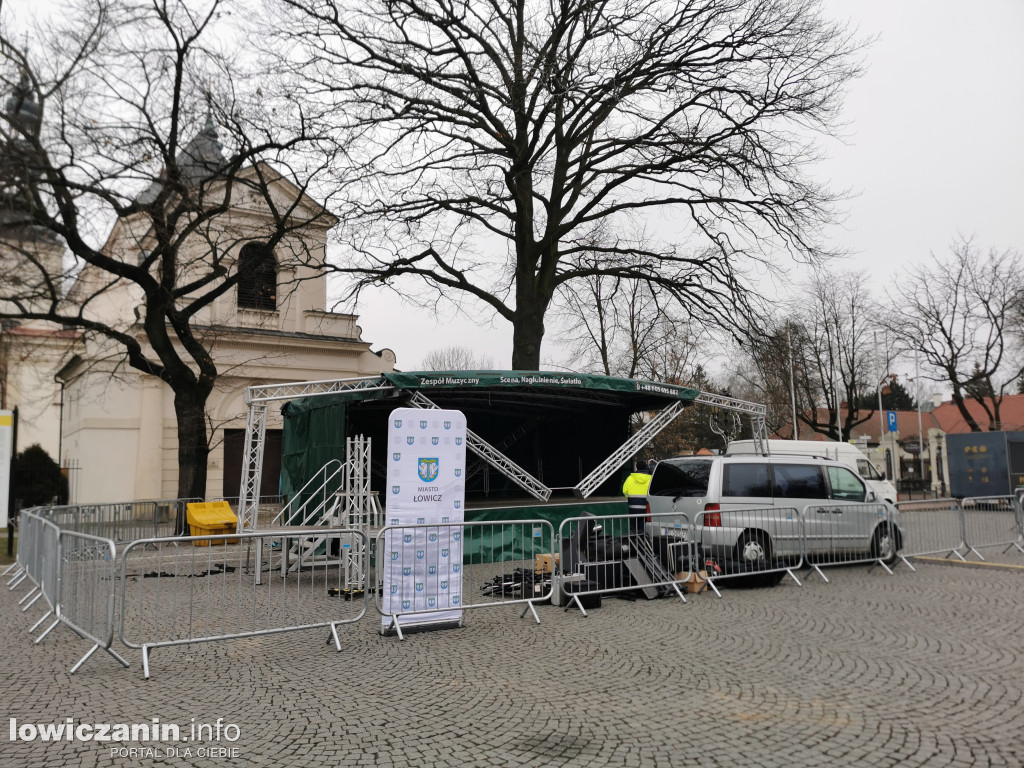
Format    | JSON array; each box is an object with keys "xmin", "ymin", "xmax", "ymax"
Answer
[
  {"xmin": 770, "ymin": 394, "xmax": 1024, "ymax": 441},
  {"xmin": 931, "ymin": 393, "xmax": 1024, "ymax": 433}
]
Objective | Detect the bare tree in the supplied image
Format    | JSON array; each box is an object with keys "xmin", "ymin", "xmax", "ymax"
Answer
[
  {"xmin": 554, "ymin": 266, "xmax": 706, "ymax": 381},
  {"xmin": 883, "ymin": 239, "xmax": 1024, "ymax": 432},
  {"xmin": 734, "ymin": 269, "xmax": 879, "ymax": 439},
  {"xmin": 0, "ymin": 0, "xmax": 335, "ymax": 497},
  {"xmin": 279, "ymin": 0, "xmax": 863, "ymax": 368},
  {"xmin": 419, "ymin": 345, "xmax": 495, "ymax": 370}
]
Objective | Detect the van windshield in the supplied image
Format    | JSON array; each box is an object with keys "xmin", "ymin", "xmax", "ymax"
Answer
[
  {"xmin": 649, "ymin": 459, "xmax": 712, "ymax": 497},
  {"xmin": 856, "ymin": 459, "xmax": 882, "ymax": 480}
]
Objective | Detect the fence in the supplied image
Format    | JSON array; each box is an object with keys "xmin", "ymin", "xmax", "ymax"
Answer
[
  {"xmin": 799, "ymin": 502, "xmax": 899, "ymax": 581},
  {"xmin": 37, "ymin": 499, "xmax": 200, "ymax": 542},
  {"xmin": 8, "ymin": 511, "xmax": 128, "ymax": 672},
  {"xmin": 377, "ymin": 520, "xmax": 554, "ymax": 637},
  {"xmin": 959, "ymin": 496, "xmax": 1024, "ymax": 560},
  {"xmin": 892, "ymin": 498, "xmax": 966, "ymax": 568},
  {"xmin": 556, "ymin": 511, "xmax": 691, "ymax": 615},
  {"xmin": 119, "ymin": 529, "xmax": 368, "ymax": 678},
  {"xmin": 58, "ymin": 531, "xmax": 129, "ymax": 673},
  {"xmin": 7, "ymin": 491, "xmax": 1024, "ymax": 676},
  {"xmin": 692, "ymin": 506, "xmax": 804, "ymax": 596},
  {"xmin": 11, "ymin": 513, "xmax": 60, "ymax": 620}
]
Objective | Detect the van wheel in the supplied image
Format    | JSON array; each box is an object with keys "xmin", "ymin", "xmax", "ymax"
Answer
[
  {"xmin": 871, "ymin": 525, "xmax": 898, "ymax": 565},
  {"xmin": 736, "ymin": 532, "xmax": 772, "ymax": 567}
]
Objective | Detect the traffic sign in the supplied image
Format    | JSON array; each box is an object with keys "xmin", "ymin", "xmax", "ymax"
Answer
[{"xmin": 886, "ymin": 411, "xmax": 897, "ymax": 433}]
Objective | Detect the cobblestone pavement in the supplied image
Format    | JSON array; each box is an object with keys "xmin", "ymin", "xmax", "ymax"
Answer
[{"xmin": 2, "ymin": 557, "xmax": 1023, "ymax": 768}]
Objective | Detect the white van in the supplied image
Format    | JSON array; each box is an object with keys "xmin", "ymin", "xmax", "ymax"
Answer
[{"xmin": 726, "ymin": 439, "xmax": 897, "ymax": 503}]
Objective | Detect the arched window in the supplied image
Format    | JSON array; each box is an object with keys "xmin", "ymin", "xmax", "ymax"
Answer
[{"xmin": 237, "ymin": 242, "xmax": 276, "ymax": 311}]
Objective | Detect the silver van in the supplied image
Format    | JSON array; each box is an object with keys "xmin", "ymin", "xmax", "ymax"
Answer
[
  {"xmin": 646, "ymin": 455, "xmax": 901, "ymax": 566},
  {"xmin": 725, "ymin": 439, "xmax": 898, "ymax": 504}
]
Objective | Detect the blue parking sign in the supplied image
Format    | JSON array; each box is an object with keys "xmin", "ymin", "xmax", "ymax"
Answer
[{"xmin": 886, "ymin": 411, "xmax": 897, "ymax": 433}]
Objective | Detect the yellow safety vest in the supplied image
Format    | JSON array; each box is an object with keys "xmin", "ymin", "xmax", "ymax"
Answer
[{"xmin": 622, "ymin": 472, "xmax": 652, "ymax": 496}]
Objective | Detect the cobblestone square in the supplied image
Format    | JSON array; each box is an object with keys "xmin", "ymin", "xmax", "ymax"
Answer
[{"xmin": 2, "ymin": 558, "xmax": 1023, "ymax": 767}]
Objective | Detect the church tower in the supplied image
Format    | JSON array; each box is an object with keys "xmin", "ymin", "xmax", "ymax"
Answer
[
  {"xmin": 0, "ymin": 70, "xmax": 65, "ymax": 317},
  {"xmin": 0, "ymin": 70, "xmax": 76, "ymax": 462}
]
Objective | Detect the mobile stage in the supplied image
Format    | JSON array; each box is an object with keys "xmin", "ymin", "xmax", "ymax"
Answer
[{"xmin": 235, "ymin": 371, "xmax": 768, "ymax": 530}]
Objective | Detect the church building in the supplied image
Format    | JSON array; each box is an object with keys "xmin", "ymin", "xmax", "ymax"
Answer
[{"xmin": 0, "ymin": 76, "xmax": 395, "ymax": 504}]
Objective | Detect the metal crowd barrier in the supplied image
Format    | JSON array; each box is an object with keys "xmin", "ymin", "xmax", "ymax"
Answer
[
  {"xmin": 8, "ymin": 512, "xmax": 126, "ymax": 673},
  {"xmin": 57, "ymin": 531, "xmax": 129, "ymax": 673},
  {"xmin": 960, "ymin": 496, "xmax": 1024, "ymax": 560},
  {"xmin": 376, "ymin": 520, "xmax": 554, "ymax": 637},
  {"xmin": 7, "ymin": 510, "xmax": 39, "ymax": 592},
  {"xmin": 693, "ymin": 506, "xmax": 804, "ymax": 597},
  {"xmin": 119, "ymin": 529, "xmax": 368, "ymax": 678},
  {"xmin": 13, "ymin": 514, "xmax": 60, "ymax": 623},
  {"xmin": 800, "ymin": 503, "xmax": 900, "ymax": 581},
  {"xmin": 37, "ymin": 499, "xmax": 199, "ymax": 542},
  {"xmin": 557, "ymin": 511, "xmax": 690, "ymax": 614},
  {"xmin": 892, "ymin": 498, "xmax": 966, "ymax": 568}
]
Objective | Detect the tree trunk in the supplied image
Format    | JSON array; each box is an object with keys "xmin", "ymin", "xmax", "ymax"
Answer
[
  {"xmin": 173, "ymin": 388, "xmax": 211, "ymax": 500},
  {"xmin": 511, "ymin": 307, "xmax": 545, "ymax": 369},
  {"xmin": 950, "ymin": 390, "xmax": 982, "ymax": 432}
]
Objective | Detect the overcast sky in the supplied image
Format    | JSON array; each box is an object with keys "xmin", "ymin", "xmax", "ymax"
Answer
[{"xmin": 351, "ymin": 0, "xmax": 1024, "ymax": 373}]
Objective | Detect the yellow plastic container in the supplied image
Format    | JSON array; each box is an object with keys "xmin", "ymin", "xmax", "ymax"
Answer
[{"xmin": 186, "ymin": 501, "xmax": 239, "ymax": 546}]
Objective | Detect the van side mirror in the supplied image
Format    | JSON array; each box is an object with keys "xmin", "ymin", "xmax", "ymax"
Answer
[{"xmin": 866, "ymin": 490, "xmax": 878, "ymax": 503}]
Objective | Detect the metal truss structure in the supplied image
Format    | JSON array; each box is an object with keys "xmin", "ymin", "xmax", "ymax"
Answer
[{"xmin": 573, "ymin": 401, "xmax": 687, "ymax": 499}]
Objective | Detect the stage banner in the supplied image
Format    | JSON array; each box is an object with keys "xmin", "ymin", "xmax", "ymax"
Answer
[{"xmin": 381, "ymin": 408, "xmax": 467, "ymax": 631}]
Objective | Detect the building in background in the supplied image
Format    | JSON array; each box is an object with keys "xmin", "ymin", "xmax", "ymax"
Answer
[{"xmin": 0, "ymin": 80, "xmax": 395, "ymax": 503}]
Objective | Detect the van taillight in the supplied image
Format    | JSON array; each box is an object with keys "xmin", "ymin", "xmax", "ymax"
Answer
[
  {"xmin": 645, "ymin": 500, "xmax": 651, "ymax": 523},
  {"xmin": 704, "ymin": 504, "xmax": 721, "ymax": 527}
]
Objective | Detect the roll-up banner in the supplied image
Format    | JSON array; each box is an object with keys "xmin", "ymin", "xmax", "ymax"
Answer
[
  {"xmin": 0, "ymin": 410, "xmax": 12, "ymax": 529},
  {"xmin": 381, "ymin": 408, "xmax": 467, "ymax": 632}
]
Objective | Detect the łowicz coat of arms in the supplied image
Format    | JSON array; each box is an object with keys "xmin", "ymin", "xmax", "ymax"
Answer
[{"xmin": 418, "ymin": 457, "xmax": 439, "ymax": 482}]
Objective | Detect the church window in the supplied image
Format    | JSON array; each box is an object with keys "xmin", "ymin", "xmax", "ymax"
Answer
[{"xmin": 237, "ymin": 242, "xmax": 276, "ymax": 310}]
